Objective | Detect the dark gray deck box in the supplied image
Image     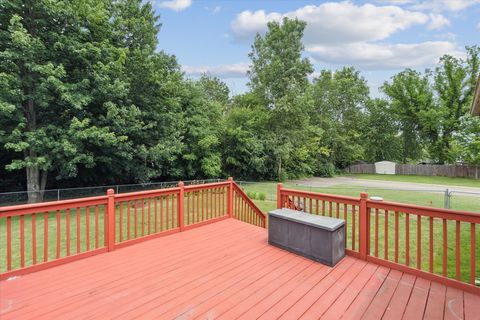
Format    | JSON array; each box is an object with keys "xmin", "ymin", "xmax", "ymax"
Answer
[{"xmin": 268, "ymin": 208, "xmax": 345, "ymax": 266}]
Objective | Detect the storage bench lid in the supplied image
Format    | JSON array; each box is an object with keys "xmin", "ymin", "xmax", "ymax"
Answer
[{"xmin": 268, "ymin": 208, "xmax": 345, "ymax": 231}]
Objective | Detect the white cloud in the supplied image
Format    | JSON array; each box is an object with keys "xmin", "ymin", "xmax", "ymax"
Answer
[
  {"xmin": 204, "ymin": 5, "xmax": 221, "ymax": 14},
  {"xmin": 231, "ymin": 2, "xmax": 431, "ymax": 44},
  {"xmin": 158, "ymin": 0, "xmax": 192, "ymax": 11},
  {"xmin": 230, "ymin": 2, "xmax": 463, "ymax": 70},
  {"xmin": 427, "ymin": 13, "xmax": 450, "ymax": 30},
  {"xmin": 411, "ymin": 0, "xmax": 480, "ymax": 12},
  {"xmin": 182, "ymin": 63, "xmax": 249, "ymax": 78},
  {"xmin": 307, "ymin": 41, "xmax": 465, "ymax": 69}
]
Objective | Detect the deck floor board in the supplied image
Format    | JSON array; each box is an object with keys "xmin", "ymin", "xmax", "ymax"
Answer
[{"xmin": 0, "ymin": 218, "xmax": 477, "ymax": 319}]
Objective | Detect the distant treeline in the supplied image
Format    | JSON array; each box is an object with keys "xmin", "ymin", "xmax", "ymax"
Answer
[{"xmin": 0, "ymin": 1, "xmax": 479, "ymax": 201}]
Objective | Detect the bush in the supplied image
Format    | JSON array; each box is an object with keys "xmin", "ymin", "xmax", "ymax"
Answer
[
  {"xmin": 258, "ymin": 192, "xmax": 266, "ymax": 201},
  {"xmin": 316, "ymin": 162, "xmax": 336, "ymax": 177},
  {"xmin": 246, "ymin": 191, "xmax": 257, "ymax": 199}
]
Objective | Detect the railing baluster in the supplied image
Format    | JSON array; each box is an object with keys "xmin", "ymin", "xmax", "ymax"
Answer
[
  {"xmin": 186, "ymin": 192, "xmax": 190, "ymax": 226},
  {"xmin": 160, "ymin": 197, "xmax": 163, "ymax": 232},
  {"xmin": 443, "ymin": 218, "xmax": 447, "ymax": 276},
  {"xmin": 322, "ymin": 201, "xmax": 325, "ymax": 215},
  {"xmin": 429, "ymin": 217, "xmax": 433, "ymax": 273},
  {"xmin": 329, "ymin": 201, "xmax": 332, "ymax": 217},
  {"xmin": 171, "ymin": 194, "xmax": 175, "ymax": 228},
  {"xmin": 384, "ymin": 210, "xmax": 388, "ymax": 260},
  {"xmin": 336, "ymin": 203, "xmax": 340, "ymax": 218},
  {"xmin": 456, "ymin": 220, "xmax": 460, "ymax": 280},
  {"xmin": 375, "ymin": 208, "xmax": 379, "ymax": 257},
  {"xmin": 44, "ymin": 211, "xmax": 49, "ymax": 262},
  {"xmin": 471, "ymin": 223, "xmax": 476, "ymax": 285},
  {"xmin": 352, "ymin": 205, "xmax": 356, "ymax": 251},
  {"xmin": 7, "ymin": 216, "xmax": 11, "ymax": 270},
  {"xmin": 148, "ymin": 198, "xmax": 151, "ymax": 235},
  {"xmin": 55, "ymin": 210, "xmax": 60, "ymax": 259},
  {"xmin": 76, "ymin": 207, "xmax": 80, "ymax": 254},
  {"xmin": 66, "ymin": 208, "xmax": 70, "ymax": 256},
  {"xmin": 417, "ymin": 215, "xmax": 421, "ymax": 270},
  {"xmin": 406, "ymin": 213, "xmax": 409, "ymax": 266},
  {"xmin": 134, "ymin": 200, "xmax": 138, "ymax": 237},
  {"xmin": 344, "ymin": 204, "xmax": 347, "ymax": 243},
  {"xmin": 119, "ymin": 203, "xmax": 123, "ymax": 242},
  {"xmin": 86, "ymin": 207, "xmax": 90, "ymax": 251},
  {"xmin": 32, "ymin": 213, "xmax": 37, "ymax": 264},
  {"xmin": 20, "ymin": 215, "xmax": 25, "ymax": 267},
  {"xmin": 95, "ymin": 205, "xmax": 99, "ymax": 248},
  {"xmin": 141, "ymin": 199, "xmax": 145, "ymax": 236},
  {"xmin": 127, "ymin": 201, "xmax": 131, "ymax": 239},
  {"xmin": 395, "ymin": 211, "xmax": 399, "ymax": 263}
]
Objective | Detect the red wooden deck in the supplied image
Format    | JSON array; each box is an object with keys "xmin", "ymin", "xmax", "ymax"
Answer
[{"xmin": 1, "ymin": 218, "xmax": 478, "ymax": 320}]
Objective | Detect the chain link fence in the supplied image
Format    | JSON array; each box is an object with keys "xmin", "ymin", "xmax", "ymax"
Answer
[{"xmin": 0, "ymin": 179, "xmax": 225, "ymax": 206}]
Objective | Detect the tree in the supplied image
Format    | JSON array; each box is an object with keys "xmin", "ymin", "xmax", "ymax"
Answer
[
  {"xmin": 430, "ymin": 46, "xmax": 480, "ymax": 163},
  {"xmin": 247, "ymin": 17, "xmax": 314, "ymax": 180},
  {"xmin": 311, "ymin": 67, "xmax": 369, "ymax": 168},
  {"xmin": 0, "ymin": 0, "xmax": 133, "ymax": 201},
  {"xmin": 381, "ymin": 69, "xmax": 433, "ymax": 163}
]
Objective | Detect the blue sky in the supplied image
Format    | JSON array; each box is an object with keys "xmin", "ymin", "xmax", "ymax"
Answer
[{"xmin": 152, "ymin": 0, "xmax": 480, "ymax": 96}]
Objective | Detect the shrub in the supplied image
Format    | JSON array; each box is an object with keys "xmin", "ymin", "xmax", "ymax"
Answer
[
  {"xmin": 316, "ymin": 162, "xmax": 336, "ymax": 177},
  {"xmin": 258, "ymin": 192, "xmax": 266, "ymax": 201},
  {"xmin": 246, "ymin": 191, "xmax": 257, "ymax": 199}
]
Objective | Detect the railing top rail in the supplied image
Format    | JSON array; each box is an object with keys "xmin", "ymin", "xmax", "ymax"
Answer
[
  {"xmin": 114, "ymin": 186, "xmax": 181, "ymax": 201},
  {"xmin": 233, "ymin": 182, "xmax": 266, "ymax": 219},
  {"xmin": 280, "ymin": 187, "xmax": 360, "ymax": 205},
  {"xmin": 184, "ymin": 181, "xmax": 230, "ymax": 191},
  {"xmin": 0, "ymin": 195, "xmax": 108, "ymax": 217},
  {"xmin": 367, "ymin": 199, "xmax": 480, "ymax": 221}
]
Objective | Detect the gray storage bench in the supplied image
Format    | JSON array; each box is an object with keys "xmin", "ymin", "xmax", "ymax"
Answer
[{"xmin": 268, "ymin": 208, "xmax": 345, "ymax": 266}]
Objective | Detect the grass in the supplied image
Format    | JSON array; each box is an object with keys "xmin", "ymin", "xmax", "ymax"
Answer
[{"xmin": 342, "ymin": 173, "xmax": 480, "ymax": 188}]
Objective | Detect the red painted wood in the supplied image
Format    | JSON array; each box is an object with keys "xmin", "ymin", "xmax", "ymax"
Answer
[
  {"xmin": 160, "ymin": 196, "xmax": 163, "ymax": 231},
  {"xmin": 76, "ymin": 207, "xmax": 80, "ymax": 254},
  {"xmin": 95, "ymin": 205, "xmax": 99, "ymax": 248},
  {"xmin": 455, "ymin": 220, "xmax": 460, "ymax": 280},
  {"xmin": 395, "ymin": 211, "xmax": 399, "ymax": 263},
  {"xmin": 55, "ymin": 210, "xmax": 60, "ymax": 259},
  {"xmin": 141, "ymin": 198, "xmax": 145, "ymax": 236},
  {"xmin": 85, "ymin": 206, "xmax": 90, "ymax": 251},
  {"xmin": 402, "ymin": 277, "xmax": 430, "ymax": 320},
  {"xmin": 444, "ymin": 286, "xmax": 464, "ymax": 320},
  {"xmin": 155, "ymin": 197, "xmax": 158, "ymax": 231},
  {"xmin": 127, "ymin": 201, "xmax": 131, "ymax": 239},
  {"xmin": 429, "ymin": 216, "xmax": 433, "ymax": 273},
  {"xmin": 423, "ymin": 282, "xmax": 446, "ymax": 320},
  {"xmin": 375, "ymin": 208, "xmax": 379, "ymax": 257},
  {"xmin": 352, "ymin": 205, "xmax": 356, "ymax": 251},
  {"xmin": 165, "ymin": 196, "xmax": 169, "ymax": 230},
  {"xmin": 471, "ymin": 223, "xmax": 476, "ymax": 285},
  {"xmin": 148, "ymin": 198, "xmax": 151, "ymax": 234},
  {"xmin": 6, "ymin": 216, "xmax": 11, "ymax": 270},
  {"xmin": 119, "ymin": 202, "xmax": 123, "ymax": 242},
  {"xmin": 32, "ymin": 213, "xmax": 36, "ymax": 264},
  {"xmin": 417, "ymin": 215, "xmax": 421, "ymax": 269},
  {"xmin": 382, "ymin": 273, "xmax": 416, "ymax": 320},
  {"xmin": 20, "ymin": 215, "xmax": 25, "ymax": 267},
  {"xmin": 361, "ymin": 269, "xmax": 402, "ymax": 319},
  {"xmin": 464, "ymin": 292, "xmax": 480, "ymax": 320},
  {"xmin": 406, "ymin": 213, "xmax": 410, "ymax": 266},
  {"xmin": 443, "ymin": 218, "xmax": 447, "ymax": 276},
  {"xmin": 385, "ymin": 210, "xmax": 389, "ymax": 260},
  {"xmin": 66, "ymin": 208, "xmax": 70, "ymax": 256},
  {"xmin": 44, "ymin": 211, "xmax": 49, "ymax": 262}
]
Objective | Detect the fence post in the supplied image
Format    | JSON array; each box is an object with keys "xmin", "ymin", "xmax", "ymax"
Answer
[
  {"xmin": 178, "ymin": 181, "xmax": 184, "ymax": 231},
  {"xmin": 277, "ymin": 183, "xmax": 283, "ymax": 209},
  {"xmin": 227, "ymin": 177, "xmax": 233, "ymax": 218},
  {"xmin": 359, "ymin": 192, "xmax": 369, "ymax": 260},
  {"xmin": 106, "ymin": 189, "xmax": 115, "ymax": 252}
]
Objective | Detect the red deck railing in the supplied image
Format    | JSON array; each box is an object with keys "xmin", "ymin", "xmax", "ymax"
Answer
[
  {"xmin": 0, "ymin": 178, "xmax": 265, "ymax": 279},
  {"xmin": 277, "ymin": 184, "xmax": 480, "ymax": 294}
]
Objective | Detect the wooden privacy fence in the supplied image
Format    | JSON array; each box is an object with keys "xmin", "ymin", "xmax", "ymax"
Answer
[
  {"xmin": 346, "ymin": 163, "xmax": 480, "ymax": 179},
  {"xmin": 0, "ymin": 178, "xmax": 266, "ymax": 279},
  {"xmin": 277, "ymin": 183, "xmax": 480, "ymax": 294}
]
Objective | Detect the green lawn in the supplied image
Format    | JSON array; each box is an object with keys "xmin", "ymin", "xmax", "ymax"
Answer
[{"xmin": 343, "ymin": 173, "xmax": 480, "ymax": 188}]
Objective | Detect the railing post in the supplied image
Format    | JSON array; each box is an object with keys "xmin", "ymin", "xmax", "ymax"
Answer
[
  {"xmin": 277, "ymin": 183, "xmax": 283, "ymax": 209},
  {"xmin": 227, "ymin": 177, "xmax": 233, "ymax": 218},
  {"xmin": 359, "ymin": 192, "xmax": 368, "ymax": 260},
  {"xmin": 106, "ymin": 189, "xmax": 115, "ymax": 252},
  {"xmin": 178, "ymin": 181, "xmax": 184, "ymax": 231}
]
